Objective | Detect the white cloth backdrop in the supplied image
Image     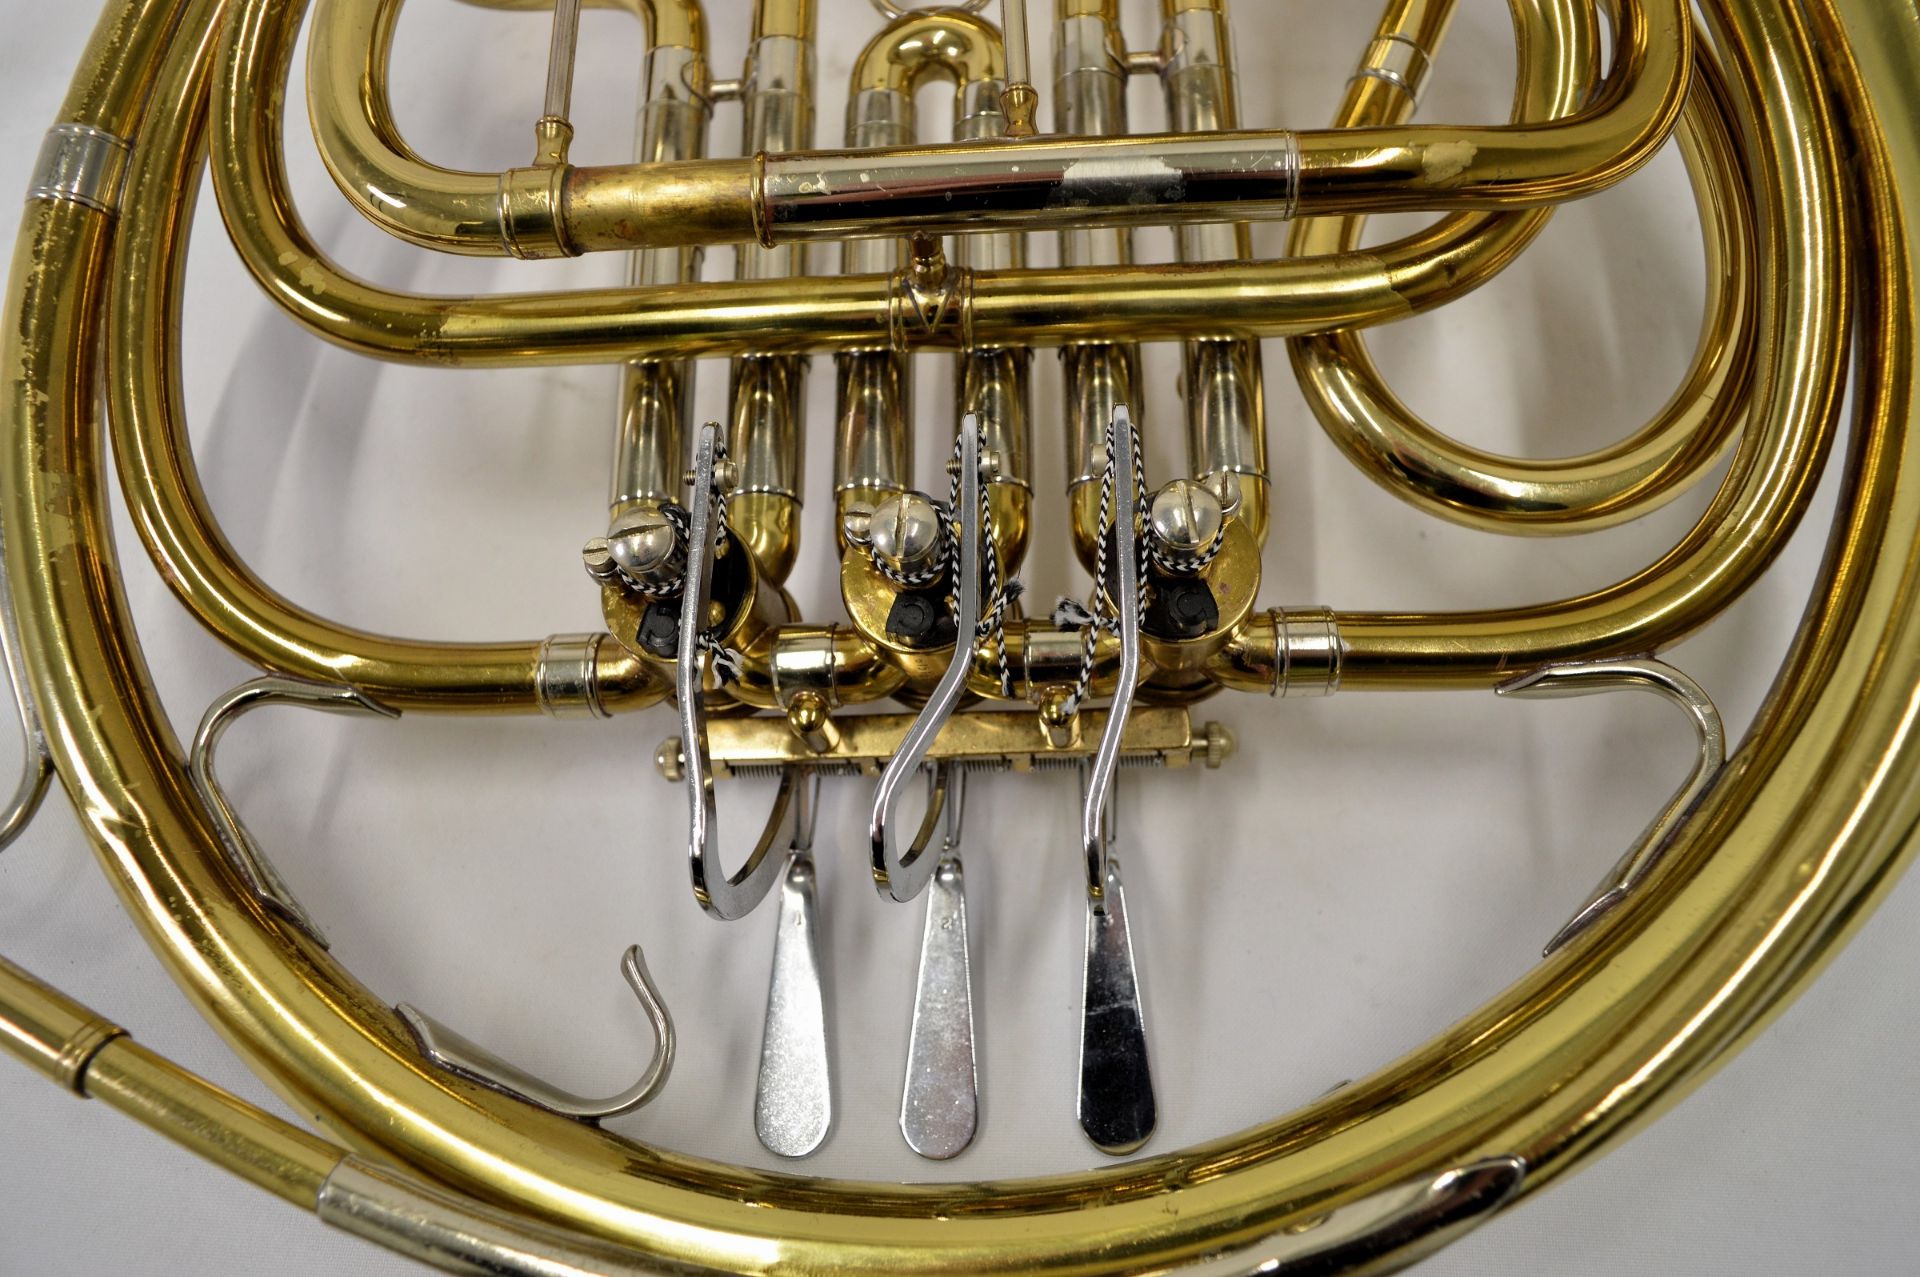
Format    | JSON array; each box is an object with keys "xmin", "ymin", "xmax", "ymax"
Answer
[{"xmin": 1, "ymin": 1, "xmax": 1915, "ymax": 1273}]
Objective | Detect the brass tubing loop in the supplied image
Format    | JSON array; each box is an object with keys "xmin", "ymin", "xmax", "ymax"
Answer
[
  {"xmin": 1288, "ymin": 6, "xmax": 1756, "ymax": 534},
  {"xmin": 307, "ymin": 0, "xmax": 1689, "ymax": 253},
  {"xmin": 219, "ymin": 0, "xmax": 1646, "ymax": 366},
  {"xmin": 3, "ymin": 0, "xmax": 1918, "ymax": 1272}
]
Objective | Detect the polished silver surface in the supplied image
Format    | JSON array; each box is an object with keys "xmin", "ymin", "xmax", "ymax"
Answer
[
  {"xmin": 1149, "ymin": 478, "xmax": 1226, "ymax": 559},
  {"xmin": 25, "ymin": 122, "xmax": 131, "ymax": 215},
  {"xmin": 1082, "ymin": 407, "xmax": 1141, "ymax": 903},
  {"xmin": 1000, "ymin": 0, "xmax": 1032, "ymax": 96},
  {"xmin": 833, "ymin": 351, "xmax": 912, "ymax": 494},
  {"xmin": 1077, "ymin": 851, "xmax": 1154, "ymax": 1156},
  {"xmin": 870, "ymin": 419, "xmax": 985, "ymax": 904},
  {"xmin": 1355, "ymin": 34, "xmax": 1434, "ymax": 106},
  {"xmin": 1274, "ymin": 606, "xmax": 1344, "ymax": 698},
  {"xmin": 1177, "ymin": 1157, "xmax": 1528, "ymax": 1276},
  {"xmin": 535, "ymin": 632, "xmax": 612, "ymax": 720},
  {"xmin": 899, "ymin": 770, "xmax": 977, "ymax": 1160},
  {"xmin": 869, "ymin": 491, "xmax": 943, "ymax": 576},
  {"xmin": 318, "ymin": 1157, "xmax": 659, "ymax": 1276},
  {"xmin": 681, "ymin": 423, "xmax": 804, "ymax": 921},
  {"xmin": 0, "ymin": 493, "xmax": 51, "ymax": 851},
  {"xmin": 612, "ymin": 45, "xmax": 711, "ymax": 509},
  {"xmin": 755, "ymin": 844, "xmax": 833, "ymax": 1159},
  {"xmin": 540, "ymin": 0, "xmax": 584, "ymax": 122},
  {"xmin": 396, "ymin": 945, "xmax": 674, "ymax": 1123},
  {"xmin": 871, "ymin": 0, "xmax": 987, "ymax": 15},
  {"xmin": 1064, "ymin": 344, "xmax": 1138, "ymax": 491},
  {"xmin": 605, "ymin": 506, "xmax": 681, "ymax": 581},
  {"xmin": 1498, "ymin": 658, "xmax": 1728, "ymax": 956},
  {"xmin": 731, "ymin": 33, "xmax": 814, "ymax": 515},
  {"xmin": 759, "ymin": 133, "xmax": 1303, "ymax": 241},
  {"xmin": 189, "ymin": 676, "xmax": 400, "ymax": 946},
  {"xmin": 728, "ymin": 355, "xmax": 807, "ymax": 504},
  {"xmin": 1157, "ymin": 4, "xmax": 1266, "ymax": 509}
]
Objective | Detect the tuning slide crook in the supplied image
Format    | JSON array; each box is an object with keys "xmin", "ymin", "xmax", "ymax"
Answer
[
  {"xmin": 870, "ymin": 415, "xmax": 984, "ymax": 904},
  {"xmin": 1498, "ymin": 657, "xmax": 1727, "ymax": 956}
]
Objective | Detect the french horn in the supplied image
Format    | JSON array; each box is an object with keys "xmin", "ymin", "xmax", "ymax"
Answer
[{"xmin": 0, "ymin": 0, "xmax": 1916, "ymax": 1272}]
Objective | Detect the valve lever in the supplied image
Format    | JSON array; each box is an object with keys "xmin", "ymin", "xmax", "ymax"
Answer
[
  {"xmin": 900, "ymin": 766, "xmax": 978, "ymax": 1160},
  {"xmin": 1075, "ymin": 408, "xmax": 1156, "ymax": 1155},
  {"xmin": 871, "ymin": 416, "xmax": 986, "ymax": 904},
  {"xmin": 1079, "ymin": 844, "xmax": 1155, "ymax": 1156},
  {"xmin": 681, "ymin": 421, "xmax": 799, "ymax": 922},
  {"xmin": 754, "ymin": 781, "xmax": 832, "ymax": 1158}
]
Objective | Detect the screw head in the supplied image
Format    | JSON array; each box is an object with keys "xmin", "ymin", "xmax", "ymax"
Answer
[
  {"xmin": 1202, "ymin": 471, "xmax": 1244, "ymax": 517},
  {"xmin": 581, "ymin": 536, "xmax": 617, "ymax": 581},
  {"xmin": 841, "ymin": 501, "xmax": 876, "ymax": 546},
  {"xmin": 1149, "ymin": 479, "xmax": 1225, "ymax": 553},
  {"xmin": 869, "ymin": 492, "xmax": 943, "ymax": 572},
  {"xmin": 654, "ymin": 738, "xmax": 685, "ymax": 782},
  {"xmin": 605, "ymin": 508, "xmax": 679, "ymax": 579}
]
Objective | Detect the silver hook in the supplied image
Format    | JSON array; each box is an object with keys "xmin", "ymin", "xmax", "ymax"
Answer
[
  {"xmin": 870, "ymin": 415, "xmax": 983, "ymax": 904},
  {"xmin": 900, "ymin": 766, "xmax": 978, "ymax": 1159},
  {"xmin": 0, "ymin": 509, "xmax": 53, "ymax": 852},
  {"xmin": 397, "ymin": 944, "xmax": 675, "ymax": 1122},
  {"xmin": 189, "ymin": 676, "xmax": 400, "ymax": 947},
  {"xmin": 1083, "ymin": 405, "xmax": 1143, "ymax": 907},
  {"xmin": 682, "ymin": 422, "xmax": 806, "ymax": 921},
  {"xmin": 1497, "ymin": 657, "xmax": 1726, "ymax": 956}
]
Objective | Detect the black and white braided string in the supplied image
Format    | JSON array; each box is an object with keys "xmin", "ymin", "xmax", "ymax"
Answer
[
  {"xmin": 1052, "ymin": 412, "xmax": 1149, "ymax": 716},
  {"xmin": 673, "ymin": 443, "xmax": 746, "ymax": 685},
  {"xmin": 947, "ymin": 423, "xmax": 1023, "ymax": 700}
]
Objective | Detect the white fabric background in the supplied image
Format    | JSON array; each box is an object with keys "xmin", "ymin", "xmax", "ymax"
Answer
[{"xmin": 1, "ymin": 1, "xmax": 1916, "ymax": 1273}]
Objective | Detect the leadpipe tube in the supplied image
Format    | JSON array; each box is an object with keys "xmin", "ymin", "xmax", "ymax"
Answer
[
  {"xmin": 1056, "ymin": 0, "xmax": 1139, "ymax": 572},
  {"xmin": 727, "ymin": 0, "xmax": 815, "ymax": 586},
  {"xmin": 217, "ymin": 0, "xmax": 1587, "ymax": 363},
  {"xmin": 612, "ymin": 37, "xmax": 711, "ymax": 510},
  {"xmin": 1158, "ymin": 0, "xmax": 1268, "ymax": 545},
  {"xmin": 304, "ymin": 0, "xmax": 1687, "ymax": 254}
]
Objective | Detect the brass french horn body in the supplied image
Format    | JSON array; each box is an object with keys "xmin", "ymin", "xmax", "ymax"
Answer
[{"xmin": 2, "ymin": 0, "xmax": 1917, "ymax": 1271}]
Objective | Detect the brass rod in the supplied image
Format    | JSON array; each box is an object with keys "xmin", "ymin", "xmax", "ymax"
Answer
[{"xmin": 541, "ymin": 0, "xmax": 583, "ymax": 121}]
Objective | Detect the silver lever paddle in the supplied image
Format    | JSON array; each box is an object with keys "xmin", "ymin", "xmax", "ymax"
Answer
[
  {"xmin": 899, "ymin": 764, "xmax": 978, "ymax": 1159},
  {"xmin": 1076, "ymin": 406, "xmax": 1155, "ymax": 1155}
]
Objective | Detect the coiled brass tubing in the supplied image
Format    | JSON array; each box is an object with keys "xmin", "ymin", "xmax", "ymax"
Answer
[
  {"xmin": 1288, "ymin": 26, "xmax": 1757, "ymax": 532},
  {"xmin": 6, "ymin": 0, "xmax": 1895, "ymax": 1271}
]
